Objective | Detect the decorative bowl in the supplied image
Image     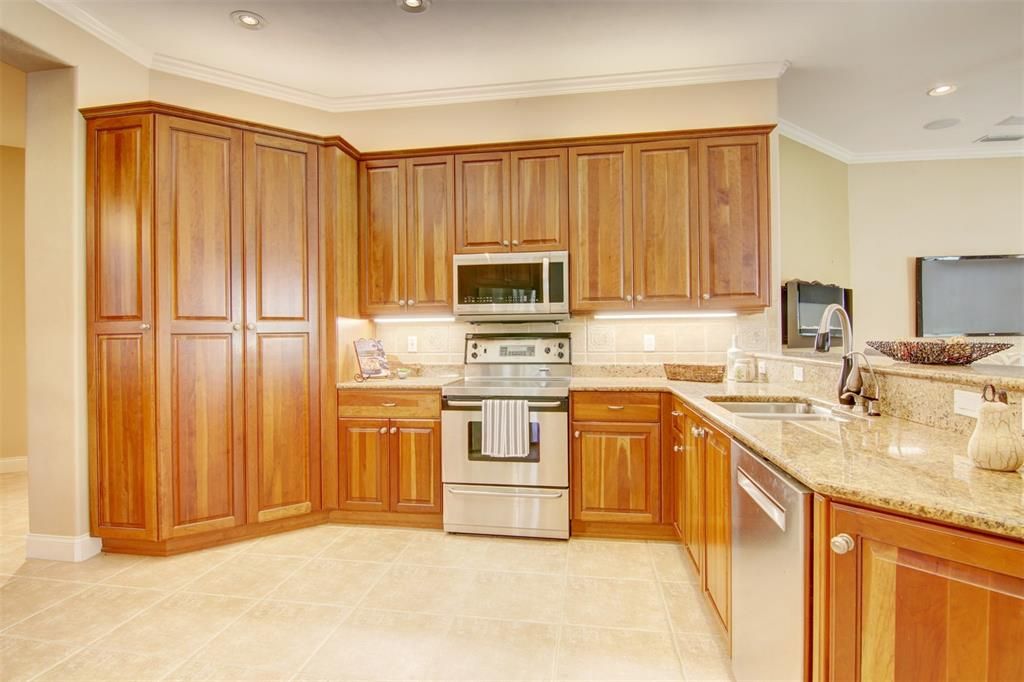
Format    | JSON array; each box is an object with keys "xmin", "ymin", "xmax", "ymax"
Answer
[{"xmin": 865, "ymin": 340, "xmax": 1013, "ymax": 366}]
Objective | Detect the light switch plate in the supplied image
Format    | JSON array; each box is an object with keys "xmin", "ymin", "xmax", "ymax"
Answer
[
  {"xmin": 407, "ymin": 336, "xmax": 418, "ymax": 353},
  {"xmin": 953, "ymin": 389, "xmax": 981, "ymax": 418},
  {"xmin": 643, "ymin": 334, "xmax": 656, "ymax": 352},
  {"xmin": 792, "ymin": 366, "xmax": 804, "ymax": 382}
]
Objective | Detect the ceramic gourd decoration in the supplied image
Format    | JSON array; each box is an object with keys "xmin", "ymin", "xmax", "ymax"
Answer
[{"xmin": 967, "ymin": 385, "xmax": 1024, "ymax": 472}]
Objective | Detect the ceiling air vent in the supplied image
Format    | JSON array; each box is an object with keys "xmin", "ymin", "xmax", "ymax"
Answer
[{"xmin": 975, "ymin": 133, "xmax": 1024, "ymax": 143}]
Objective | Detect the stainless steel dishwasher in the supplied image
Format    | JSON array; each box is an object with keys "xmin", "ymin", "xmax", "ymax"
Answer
[{"xmin": 730, "ymin": 440, "xmax": 811, "ymax": 682}]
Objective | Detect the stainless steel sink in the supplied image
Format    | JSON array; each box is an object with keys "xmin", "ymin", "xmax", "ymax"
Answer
[{"xmin": 707, "ymin": 398, "xmax": 851, "ymax": 422}]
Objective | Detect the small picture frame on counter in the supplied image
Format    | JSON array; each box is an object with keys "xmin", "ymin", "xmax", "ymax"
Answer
[{"xmin": 353, "ymin": 338, "xmax": 390, "ymax": 381}]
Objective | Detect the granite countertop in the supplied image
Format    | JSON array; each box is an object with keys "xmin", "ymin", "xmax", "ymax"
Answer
[
  {"xmin": 569, "ymin": 377, "xmax": 1024, "ymax": 540},
  {"xmin": 336, "ymin": 376, "xmax": 460, "ymax": 390}
]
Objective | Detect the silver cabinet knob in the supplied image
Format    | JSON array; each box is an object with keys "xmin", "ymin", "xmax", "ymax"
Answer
[
  {"xmin": 390, "ymin": 427, "xmax": 397, "ymax": 434},
  {"xmin": 671, "ymin": 410, "xmax": 683, "ymax": 417},
  {"xmin": 139, "ymin": 323, "xmax": 151, "ymax": 331},
  {"xmin": 408, "ymin": 300, "xmax": 415, "ymax": 306},
  {"xmin": 574, "ymin": 430, "xmax": 580, "ymax": 439},
  {"xmin": 673, "ymin": 445, "xmax": 683, "ymax": 453},
  {"xmin": 636, "ymin": 295, "xmax": 644, "ymax": 301},
  {"xmin": 625, "ymin": 294, "xmax": 633, "ymax": 302},
  {"xmin": 511, "ymin": 240, "xmax": 519, "ymax": 246},
  {"xmin": 379, "ymin": 426, "xmax": 388, "ymax": 435},
  {"xmin": 502, "ymin": 240, "xmax": 510, "ymax": 246},
  {"xmin": 246, "ymin": 323, "xmax": 256, "ymax": 331},
  {"xmin": 232, "ymin": 323, "xmax": 241, "ymax": 331},
  {"xmin": 830, "ymin": 534, "xmax": 855, "ymax": 555},
  {"xmin": 697, "ymin": 427, "xmax": 706, "ymax": 438},
  {"xmin": 398, "ymin": 299, "xmax": 406, "ymax": 306},
  {"xmin": 702, "ymin": 293, "xmax": 711, "ymax": 300}
]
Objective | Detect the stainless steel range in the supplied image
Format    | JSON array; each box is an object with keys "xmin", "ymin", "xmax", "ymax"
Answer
[{"xmin": 441, "ymin": 332, "xmax": 571, "ymax": 539}]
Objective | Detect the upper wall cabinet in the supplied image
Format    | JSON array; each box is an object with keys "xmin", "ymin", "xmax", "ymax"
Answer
[
  {"xmin": 455, "ymin": 149, "xmax": 569, "ymax": 254},
  {"xmin": 569, "ymin": 133, "xmax": 770, "ymax": 313},
  {"xmin": 359, "ymin": 156, "xmax": 454, "ymax": 315},
  {"xmin": 698, "ymin": 135, "xmax": 770, "ymax": 309}
]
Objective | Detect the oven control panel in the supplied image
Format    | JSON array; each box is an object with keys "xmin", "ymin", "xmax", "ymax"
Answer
[{"xmin": 464, "ymin": 334, "xmax": 571, "ymax": 364}]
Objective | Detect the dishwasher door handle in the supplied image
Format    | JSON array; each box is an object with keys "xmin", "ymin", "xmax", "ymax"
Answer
[{"xmin": 737, "ymin": 467, "xmax": 787, "ymax": 532}]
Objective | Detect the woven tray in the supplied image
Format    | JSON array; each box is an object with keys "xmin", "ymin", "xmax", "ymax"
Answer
[{"xmin": 664, "ymin": 363, "xmax": 725, "ymax": 382}]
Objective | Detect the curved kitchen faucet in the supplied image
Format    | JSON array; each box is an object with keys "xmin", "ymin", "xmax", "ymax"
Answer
[{"xmin": 814, "ymin": 304, "xmax": 879, "ymax": 412}]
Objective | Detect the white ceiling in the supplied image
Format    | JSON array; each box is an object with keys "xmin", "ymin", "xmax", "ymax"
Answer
[{"xmin": 40, "ymin": 0, "xmax": 1024, "ymax": 160}]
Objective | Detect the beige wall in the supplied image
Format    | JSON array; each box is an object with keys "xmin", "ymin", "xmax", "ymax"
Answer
[
  {"xmin": 779, "ymin": 136, "xmax": 850, "ymax": 287},
  {"xmin": 0, "ymin": 62, "xmax": 26, "ymax": 147},
  {"xmin": 1, "ymin": 145, "xmax": 26, "ymax": 463},
  {"xmin": 849, "ymin": 158, "xmax": 1024, "ymax": 356}
]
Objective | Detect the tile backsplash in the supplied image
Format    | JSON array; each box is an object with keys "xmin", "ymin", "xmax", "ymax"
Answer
[{"xmin": 372, "ymin": 310, "xmax": 780, "ymax": 367}]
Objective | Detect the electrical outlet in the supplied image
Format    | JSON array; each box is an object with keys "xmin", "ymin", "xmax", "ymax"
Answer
[
  {"xmin": 643, "ymin": 334, "xmax": 656, "ymax": 352},
  {"xmin": 407, "ymin": 335, "xmax": 418, "ymax": 353},
  {"xmin": 953, "ymin": 389, "xmax": 981, "ymax": 418},
  {"xmin": 792, "ymin": 366, "xmax": 804, "ymax": 382},
  {"xmin": 757, "ymin": 360, "xmax": 767, "ymax": 375}
]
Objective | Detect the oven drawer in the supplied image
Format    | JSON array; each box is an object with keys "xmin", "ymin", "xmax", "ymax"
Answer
[
  {"xmin": 443, "ymin": 484, "xmax": 569, "ymax": 539},
  {"xmin": 338, "ymin": 390, "xmax": 441, "ymax": 419},
  {"xmin": 571, "ymin": 391, "xmax": 661, "ymax": 423}
]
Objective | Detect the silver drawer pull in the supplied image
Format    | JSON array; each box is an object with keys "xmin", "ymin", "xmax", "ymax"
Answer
[
  {"xmin": 382, "ymin": 402, "xmax": 397, "ymax": 407},
  {"xmin": 447, "ymin": 486, "xmax": 563, "ymax": 500},
  {"xmin": 607, "ymin": 405, "xmax": 625, "ymax": 411},
  {"xmin": 671, "ymin": 410, "xmax": 683, "ymax": 417}
]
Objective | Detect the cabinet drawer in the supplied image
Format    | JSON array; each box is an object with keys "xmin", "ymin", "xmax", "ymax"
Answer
[
  {"xmin": 338, "ymin": 390, "xmax": 441, "ymax": 419},
  {"xmin": 572, "ymin": 392, "xmax": 661, "ymax": 423}
]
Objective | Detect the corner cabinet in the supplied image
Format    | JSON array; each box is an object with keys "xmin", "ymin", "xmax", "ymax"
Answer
[
  {"xmin": 826, "ymin": 503, "xmax": 1024, "ymax": 681},
  {"xmin": 86, "ymin": 107, "xmax": 332, "ymax": 552},
  {"xmin": 360, "ymin": 156, "xmax": 454, "ymax": 315}
]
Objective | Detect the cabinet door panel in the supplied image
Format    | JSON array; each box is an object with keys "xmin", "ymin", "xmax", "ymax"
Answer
[
  {"xmin": 244, "ymin": 133, "xmax": 320, "ymax": 523},
  {"xmin": 633, "ymin": 141, "xmax": 699, "ymax": 309},
  {"xmin": 703, "ymin": 425, "xmax": 731, "ymax": 634},
  {"xmin": 407, "ymin": 156, "xmax": 454, "ymax": 311},
  {"xmin": 156, "ymin": 116, "xmax": 245, "ymax": 537},
  {"xmin": 338, "ymin": 418, "xmax": 390, "ymax": 512},
  {"xmin": 86, "ymin": 114, "xmax": 157, "ymax": 541},
  {"xmin": 698, "ymin": 135, "xmax": 769, "ymax": 309},
  {"xmin": 569, "ymin": 145, "xmax": 633, "ymax": 311},
  {"xmin": 361, "ymin": 160, "xmax": 406, "ymax": 314},
  {"xmin": 510, "ymin": 149, "xmax": 568, "ymax": 251},
  {"xmin": 390, "ymin": 420, "xmax": 442, "ymax": 513},
  {"xmin": 671, "ymin": 428, "xmax": 685, "ymax": 537},
  {"xmin": 681, "ymin": 411, "xmax": 704, "ymax": 574},
  {"xmin": 830, "ymin": 504, "xmax": 1024, "ymax": 682},
  {"xmin": 455, "ymin": 152, "xmax": 510, "ymax": 253},
  {"xmin": 571, "ymin": 421, "xmax": 659, "ymax": 524}
]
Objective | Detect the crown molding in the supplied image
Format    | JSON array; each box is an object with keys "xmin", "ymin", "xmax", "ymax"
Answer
[
  {"xmin": 36, "ymin": 0, "xmax": 152, "ymax": 67},
  {"xmin": 778, "ymin": 118, "xmax": 1024, "ymax": 164}
]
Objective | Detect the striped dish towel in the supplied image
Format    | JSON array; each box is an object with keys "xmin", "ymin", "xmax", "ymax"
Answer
[{"xmin": 481, "ymin": 399, "xmax": 530, "ymax": 458}]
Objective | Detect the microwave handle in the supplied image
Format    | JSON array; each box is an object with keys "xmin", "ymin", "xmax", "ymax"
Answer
[{"xmin": 542, "ymin": 256, "xmax": 550, "ymax": 306}]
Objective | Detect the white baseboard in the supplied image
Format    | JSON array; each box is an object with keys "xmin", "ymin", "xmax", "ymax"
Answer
[
  {"xmin": 0, "ymin": 457, "xmax": 27, "ymax": 473},
  {"xmin": 26, "ymin": 532, "xmax": 102, "ymax": 562}
]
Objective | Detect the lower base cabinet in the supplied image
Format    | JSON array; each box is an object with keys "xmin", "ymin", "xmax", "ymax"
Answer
[{"xmin": 827, "ymin": 503, "xmax": 1024, "ymax": 681}]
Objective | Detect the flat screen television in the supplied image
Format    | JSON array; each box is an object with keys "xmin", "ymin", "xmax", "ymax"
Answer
[{"xmin": 916, "ymin": 255, "xmax": 1024, "ymax": 337}]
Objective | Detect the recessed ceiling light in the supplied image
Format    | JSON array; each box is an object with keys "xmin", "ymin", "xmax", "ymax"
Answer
[
  {"xmin": 231, "ymin": 10, "xmax": 266, "ymax": 29},
  {"xmin": 927, "ymin": 84, "xmax": 957, "ymax": 97},
  {"xmin": 923, "ymin": 118, "xmax": 961, "ymax": 130},
  {"xmin": 397, "ymin": 0, "xmax": 431, "ymax": 13}
]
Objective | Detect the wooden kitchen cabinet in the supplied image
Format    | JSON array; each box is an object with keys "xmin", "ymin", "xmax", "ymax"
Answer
[
  {"xmin": 337, "ymin": 391, "xmax": 442, "ymax": 518},
  {"xmin": 155, "ymin": 115, "xmax": 246, "ymax": 538},
  {"xmin": 510, "ymin": 148, "xmax": 569, "ymax": 251},
  {"xmin": 86, "ymin": 113, "xmax": 158, "ymax": 542},
  {"xmin": 571, "ymin": 422, "xmax": 661, "ymax": 524},
  {"xmin": 698, "ymin": 135, "xmax": 770, "ymax": 309},
  {"xmin": 827, "ymin": 503, "xmax": 1024, "ymax": 681},
  {"xmin": 359, "ymin": 156, "xmax": 455, "ymax": 315},
  {"xmin": 680, "ymin": 407, "xmax": 705, "ymax": 572},
  {"xmin": 568, "ymin": 145, "xmax": 634, "ymax": 311},
  {"xmin": 702, "ymin": 423, "xmax": 732, "ymax": 633},
  {"xmin": 455, "ymin": 152, "xmax": 511, "ymax": 253}
]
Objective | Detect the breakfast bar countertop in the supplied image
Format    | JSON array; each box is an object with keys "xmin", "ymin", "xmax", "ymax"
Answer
[{"xmin": 569, "ymin": 377, "xmax": 1024, "ymax": 541}]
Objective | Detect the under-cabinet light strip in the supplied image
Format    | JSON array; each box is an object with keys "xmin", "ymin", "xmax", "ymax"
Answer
[
  {"xmin": 592, "ymin": 311, "xmax": 738, "ymax": 320},
  {"xmin": 373, "ymin": 316, "xmax": 457, "ymax": 324}
]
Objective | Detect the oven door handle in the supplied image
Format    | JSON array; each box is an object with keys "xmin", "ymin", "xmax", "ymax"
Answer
[
  {"xmin": 445, "ymin": 400, "xmax": 563, "ymax": 409},
  {"xmin": 446, "ymin": 486, "xmax": 564, "ymax": 500}
]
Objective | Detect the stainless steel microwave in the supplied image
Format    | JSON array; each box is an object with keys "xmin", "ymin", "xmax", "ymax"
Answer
[{"xmin": 452, "ymin": 251, "xmax": 569, "ymax": 322}]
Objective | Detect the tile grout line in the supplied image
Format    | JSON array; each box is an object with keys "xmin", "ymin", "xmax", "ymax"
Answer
[{"xmin": 649, "ymin": 540, "xmax": 690, "ymax": 682}]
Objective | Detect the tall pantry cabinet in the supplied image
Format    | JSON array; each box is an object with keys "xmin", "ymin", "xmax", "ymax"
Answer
[{"xmin": 86, "ymin": 108, "xmax": 327, "ymax": 551}]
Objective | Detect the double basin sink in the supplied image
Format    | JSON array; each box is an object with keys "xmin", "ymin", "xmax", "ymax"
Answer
[{"xmin": 707, "ymin": 397, "xmax": 859, "ymax": 423}]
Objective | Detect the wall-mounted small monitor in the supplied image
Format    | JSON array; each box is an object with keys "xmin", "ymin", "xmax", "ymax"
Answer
[{"xmin": 916, "ymin": 255, "xmax": 1024, "ymax": 337}]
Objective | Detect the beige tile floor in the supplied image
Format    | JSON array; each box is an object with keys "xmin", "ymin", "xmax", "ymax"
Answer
[{"xmin": 0, "ymin": 472, "xmax": 733, "ymax": 681}]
